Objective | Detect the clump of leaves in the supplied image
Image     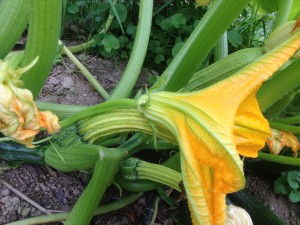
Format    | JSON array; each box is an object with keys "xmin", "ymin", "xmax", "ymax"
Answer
[
  {"xmin": 64, "ymin": 1, "xmax": 274, "ymax": 72},
  {"xmin": 64, "ymin": 0, "xmax": 206, "ymax": 71},
  {"xmin": 274, "ymin": 171, "xmax": 300, "ymax": 203}
]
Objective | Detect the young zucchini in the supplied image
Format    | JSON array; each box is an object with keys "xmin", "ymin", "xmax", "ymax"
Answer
[{"xmin": 228, "ymin": 190, "xmax": 287, "ymax": 225}]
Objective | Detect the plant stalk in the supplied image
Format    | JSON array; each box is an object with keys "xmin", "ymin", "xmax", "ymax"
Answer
[
  {"xmin": 65, "ymin": 147, "xmax": 127, "ymax": 225},
  {"xmin": 150, "ymin": 0, "xmax": 250, "ymax": 92},
  {"xmin": 108, "ymin": 0, "xmax": 153, "ymax": 100},
  {"xmin": 273, "ymin": 0, "xmax": 294, "ymax": 30}
]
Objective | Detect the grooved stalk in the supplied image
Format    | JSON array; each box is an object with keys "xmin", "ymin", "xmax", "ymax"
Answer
[
  {"xmin": 65, "ymin": 148, "xmax": 127, "ymax": 225},
  {"xmin": 108, "ymin": 0, "xmax": 153, "ymax": 100},
  {"xmin": 21, "ymin": 0, "xmax": 62, "ymax": 99},
  {"xmin": 150, "ymin": 0, "xmax": 250, "ymax": 92},
  {"xmin": 0, "ymin": 0, "xmax": 28, "ymax": 59}
]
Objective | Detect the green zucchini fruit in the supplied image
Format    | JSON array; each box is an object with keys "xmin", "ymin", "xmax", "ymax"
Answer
[{"xmin": 228, "ymin": 190, "xmax": 287, "ymax": 225}]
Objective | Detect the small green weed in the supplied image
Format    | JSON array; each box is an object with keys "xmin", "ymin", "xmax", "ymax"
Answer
[
  {"xmin": 274, "ymin": 171, "xmax": 300, "ymax": 203},
  {"xmin": 64, "ymin": 1, "xmax": 274, "ymax": 71}
]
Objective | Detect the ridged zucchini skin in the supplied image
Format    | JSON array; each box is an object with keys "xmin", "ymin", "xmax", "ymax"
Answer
[
  {"xmin": 228, "ymin": 190, "xmax": 287, "ymax": 225},
  {"xmin": 44, "ymin": 144, "xmax": 99, "ymax": 172},
  {"xmin": 0, "ymin": 0, "xmax": 29, "ymax": 59},
  {"xmin": 0, "ymin": 142, "xmax": 44, "ymax": 164}
]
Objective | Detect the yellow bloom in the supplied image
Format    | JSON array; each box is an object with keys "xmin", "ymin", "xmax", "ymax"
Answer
[
  {"xmin": 0, "ymin": 59, "xmax": 60, "ymax": 147},
  {"xmin": 138, "ymin": 29, "xmax": 300, "ymax": 224}
]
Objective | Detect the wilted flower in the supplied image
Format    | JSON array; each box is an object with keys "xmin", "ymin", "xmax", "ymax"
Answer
[
  {"xmin": 267, "ymin": 128, "xmax": 300, "ymax": 156},
  {"xmin": 0, "ymin": 59, "xmax": 60, "ymax": 147}
]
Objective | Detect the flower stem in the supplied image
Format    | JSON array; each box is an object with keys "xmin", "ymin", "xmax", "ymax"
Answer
[
  {"xmin": 258, "ymin": 152, "xmax": 300, "ymax": 166},
  {"xmin": 273, "ymin": 0, "xmax": 294, "ymax": 31},
  {"xmin": 59, "ymin": 99, "xmax": 137, "ymax": 128}
]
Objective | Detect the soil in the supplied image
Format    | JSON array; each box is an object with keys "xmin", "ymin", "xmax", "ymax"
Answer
[{"xmin": 0, "ymin": 54, "xmax": 299, "ymax": 224}]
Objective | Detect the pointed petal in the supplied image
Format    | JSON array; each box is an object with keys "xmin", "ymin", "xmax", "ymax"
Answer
[{"xmin": 234, "ymin": 92, "xmax": 271, "ymax": 157}]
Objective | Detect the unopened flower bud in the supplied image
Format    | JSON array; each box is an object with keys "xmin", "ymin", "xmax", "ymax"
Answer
[{"xmin": 226, "ymin": 205, "xmax": 253, "ymax": 225}]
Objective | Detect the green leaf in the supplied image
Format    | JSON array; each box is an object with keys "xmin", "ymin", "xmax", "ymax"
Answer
[
  {"xmin": 161, "ymin": 18, "xmax": 173, "ymax": 31},
  {"xmin": 155, "ymin": 14, "xmax": 164, "ymax": 26},
  {"xmin": 155, "ymin": 54, "xmax": 165, "ymax": 64},
  {"xmin": 179, "ymin": 8, "xmax": 193, "ymax": 21},
  {"xmin": 75, "ymin": 1, "xmax": 85, "ymax": 7},
  {"xmin": 228, "ymin": 30, "xmax": 243, "ymax": 47},
  {"xmin": 154, "ymin": 46, "xmax": 164, "ymax": 55},
  {"xmin": 289, "ymin": 190, "xmax": 300, "ymax": 203},
  {"xmin": 101, "ymin": 35, "xmax": 120, "ymax": 52},
  {"xmin": 109, "ymin": 4, "xmax": 127, "ymax": 22},
  {"xmin": 172, "ymin": 42, "xmax": 184, "ymax": 57},
  {"xmin": 287, "ymin": 171, "xmax": 300, "ymax": 189},
  {"xmin": 119, "ymin": 36, "xmax": 129, "ymax": 47},
  {"xmin": 126, "ymin": 25, "xmax": 136, "ymax": 35},
  {"xmin": 274, "ymin": 176, "xmax": 290, "ymax": 195},
  {"xmin": 171, "ymin": 13, "xmax": 186, "ymax": 28},
  {"xmin": 67, "ymin": 4, "xmax": 78, "ymax": 14}
]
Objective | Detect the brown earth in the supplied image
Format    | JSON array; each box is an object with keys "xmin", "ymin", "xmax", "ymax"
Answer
[{"xmin": 0, "ymin": 54, "xmax": 299, "ymax": 224}]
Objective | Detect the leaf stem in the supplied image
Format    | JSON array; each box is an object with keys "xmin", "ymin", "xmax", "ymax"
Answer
[
  {"xmin": 59, "ymin": 99, "xmax": 137, "ymax": 128},
  {"xmin": 65, "ymin": 148, "xmax": 127, "ymax": 225},
  {"xmin": 270, "ymin": 122, "xmax": 300, "ymax": 134},
  {"xmin": 258, "ymin": 152, "xmax": 300, "ymax": 166},
  {"xmin": 273, "ymin": 0, "xmax": 294, "ymax": 31},
  {"xmin": 108, "ymin": 0, "xmax": 153, "ymax": 100},
  {"xmin": 59, "ymin": 40, "xmax": 110, "ymax": 99}
]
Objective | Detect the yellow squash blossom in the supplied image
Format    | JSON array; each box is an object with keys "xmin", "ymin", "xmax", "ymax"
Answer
[
  {"xmin": 0, "ymin": 58, "xmax": 60, "ymax": 147},
  {"xmin": 138, "ymin": 29, "xmax": 300, "ymax": 224}
]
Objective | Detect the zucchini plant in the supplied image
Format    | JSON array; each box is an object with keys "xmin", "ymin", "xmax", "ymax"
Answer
[{"xmin": 0, "ymin": 0, "xmax": 300, "ymax": 225}]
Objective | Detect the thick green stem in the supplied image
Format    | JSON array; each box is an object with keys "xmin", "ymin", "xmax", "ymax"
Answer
[
  {"xmin": 150, "ymin": 0, "xmax": 250, "ymax": 92},
  {"xmin": 21, "ymin": 0, "xmax": 62, "ymax": 99},
  {"xmin": 120, "ymin": 158, "xmax": 182, "ymax": 192},
  {"xmin": 272, "ymin": 115, "xmax": 300, "ymax": 124},
  {"xmin": 214, "ymin": 31, "xmax": 228, "ymax": 61},
  {"xmin": 36, "ymin": 101, "xmax": 88, "ymax": 119},
  {"xmin": 137, "ymin": 161, "xmax": 182, "ymax": 191},
  {"xmin": 0, "ymin": 0, "xmax": 28, "ymax": 59},
  {"xmin": 65, "ymin": 147, "xmax": 127, "ymax": 225},
  {"xmin": 6, "ymin": 193, "xmax": 142, "ymax": 225},
  {"xmin": 78, "ymin": 109, "xmax": 175, "ymax": 144},
  {"xmin": 108, "ymin": 0, "xmax": 153, "ymax": 100},
  {"xmin": 258, "ymin": 152, "xmax": 300, "ymax": 166},
  {"xmin": 59, "ymin": 99, "xmax": 137, "ymax": 128},
  {"xmin": 257, "ymin": 59, "xmax": 300, "ymax": 112},
  {"xmin": 269, "ymin": 122, "xmax": 300, "ymax": 134},
  {"xmin": 273, "ymin": 0, "xmax": 294, "ymax": 30}
]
